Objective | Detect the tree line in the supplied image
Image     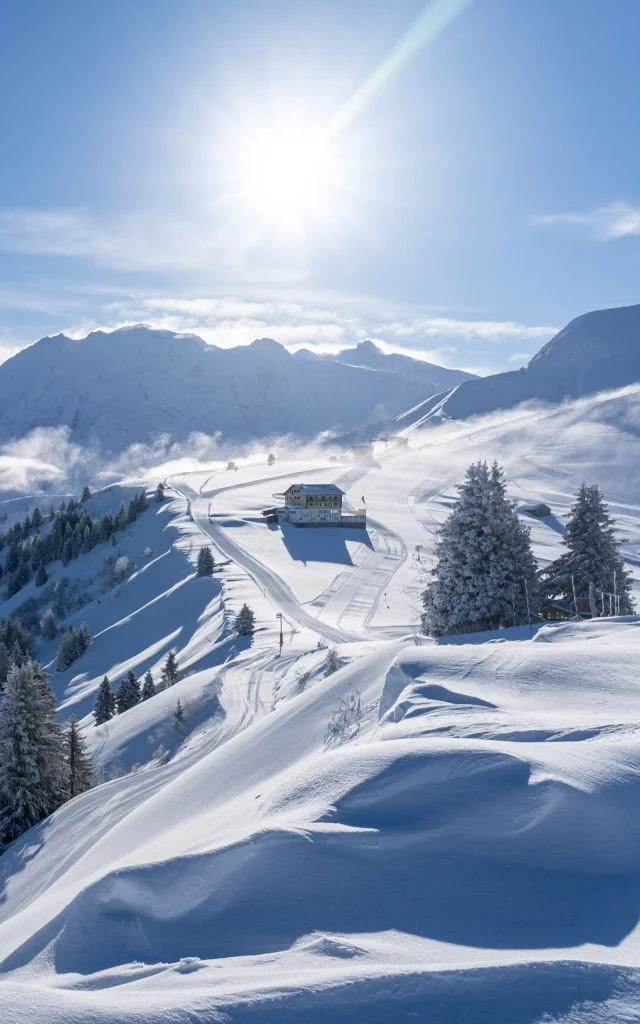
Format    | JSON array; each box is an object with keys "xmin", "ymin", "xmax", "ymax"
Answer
[
  {"xmin": 422, "ymin": 462, "xmax": 633, "ymax": 636},
  {"xmin": 0, "ymin": 487, "xmax": 149, "ymax": 602},
  {"xmin": 93, "ymin": 651, "xmax": 179, "ymax": 723}
]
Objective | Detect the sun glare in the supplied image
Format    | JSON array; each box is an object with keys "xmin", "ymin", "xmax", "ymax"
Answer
[{"xmin": 230, "ymin": 124, "xmax": 342, "ymax": 232}]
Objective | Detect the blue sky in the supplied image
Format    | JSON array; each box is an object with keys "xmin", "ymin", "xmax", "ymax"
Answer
[{"xmin": 1, "ymin": 0, "xmax": 640, "ymax": 374}]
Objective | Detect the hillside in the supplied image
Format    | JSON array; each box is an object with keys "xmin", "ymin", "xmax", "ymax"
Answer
[
  {"xmin": 417, "ymin": 303, "xmax": 640, "ymax": 424},
  {"xmin": 0, "ymin": 388, "xmax": 640, "ymax": 1020},
  {"xmin": 0, "ymin": 327, "xmax": 467, "ymax": 453}
]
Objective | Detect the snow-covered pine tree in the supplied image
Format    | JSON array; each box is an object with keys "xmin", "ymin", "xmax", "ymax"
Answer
[
  {"xmin": 172, "ymin": 699, "xmax": 185, "ymax": 734},
  {"xmin": 234, "ymin": 603, "xmax": 255, "ymax": 636},
  {"xmin": 325, "ymin": 647, "xmax": 342, "ymax": 676},
  {"xmin": 154, "ymin": 482, "xmax": 165, "ymax": 503},
  {"xmin": 0, "ymin": 661, "xmax": 66, "ymax": 843},
  {"xmin": 197, "ymin": 545, "xmax": 215, "ymax": 576},
  {"xmin": 126, "ymin": 498, "xmax": 137, "ymax": 524},
  {"xmin": 0, "ymin": 644, "xmax": 10, "ymax": 690},
  {"xmin": 33, "ymin": 662, "xmax": 67, "ymax": 813},
  {"xmin": 136, "ymin": 489, "xmax": 148, "ymax": 513},
  {"xmin": 541, "ymin": 483, "xmax": 634, "ymax": 614},
  {"xmin": 81, "ymin": 486, "xmax": 92, "ymax": 503},
  {"xmin": 56, "ymin": 626, "xmax": 78, "ymax": 671},
  {"xmin": 40, "ymin": 608, "xmax": 58, "ymax": 641},
  {"xmin": 115, "ymin": 671, "xmax": 141, "ymax": 713},
  {"xmin": 78, "ymin": 622, "xmax": 91, "ymax": 653},
  {"xmin": 422, "ymin": 461, "xmax": 539, "ymax": 636},
  {"xmin": 35, "ymin": 562, "xmax": 47, "ymax": 587},
  {"xmin": 160, "ymin": 650, "xmax": 179, "ymax": 688},
  {"xmin": 64, "ymin": 714, "xmax": 93, "ymax": 798},
  {"xmin": 94, "ymin": 676, "xmax": 114, "ymax": 724},
  {"xmin": 141, "ymin": 669, "xmax": 155, "ymax": 700}
]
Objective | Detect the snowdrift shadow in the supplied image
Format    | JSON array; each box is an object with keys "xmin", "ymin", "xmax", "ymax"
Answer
[
  {"xmin": 224, "ymin": 962, "xmax": 633, "ymax": 1024},
  {"xmin": 278, "ymin": 524, "xmax": 372, "ymax": 566},
  {"xmin": 6, "ymin": 748, "xmax": 640, "ymax": 974}
]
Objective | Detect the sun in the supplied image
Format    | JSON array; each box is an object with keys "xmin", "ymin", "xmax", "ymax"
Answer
[{"xmin": 228, "ymin": 122, "xmax": 342, "ymax": 233}]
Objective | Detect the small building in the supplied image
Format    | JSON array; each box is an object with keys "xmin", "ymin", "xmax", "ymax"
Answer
[
  {"xmin": 227, "ymin": 461, "xmax": 236, "ymax": 471},
  {"xmin": 519, "ymin": 502, "xmax": 552, "ymax": 517},
  {"xmin": 284, "ymin": 483, "xmax": 344, "ymax": 510},
  {"xmin": 268, "ymin": 483, "xmax": 366, "ymax": 528}
]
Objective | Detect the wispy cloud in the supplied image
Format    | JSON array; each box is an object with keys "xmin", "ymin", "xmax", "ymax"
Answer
[
  {"xmin": 0, "ymin": 283, "xmax": 558, "ymax": 376},
  {"xmin": 532, "ymin": 202, "xmax": 640, "ymax": 241}
]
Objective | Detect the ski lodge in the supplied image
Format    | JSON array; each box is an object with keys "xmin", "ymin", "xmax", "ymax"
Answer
[{"xmin": 262, "ymin": 483, "xmax": 366, "ymax": 528}]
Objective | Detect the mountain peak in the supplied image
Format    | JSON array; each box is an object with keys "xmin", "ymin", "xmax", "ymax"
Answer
[{"xmin": 355, "ymin": 339, "xmax": 383, "ymax": 355}]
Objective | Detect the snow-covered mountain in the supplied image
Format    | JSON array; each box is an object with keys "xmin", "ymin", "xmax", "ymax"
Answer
[
  {"xmin": 420, "ymin": 303, "xmax": 640, "ymax": 423},
  {"xmin": 0, "ymin": 327, "xmax": 469, "ymax": 452},
  {"xmin": 294, "ymin": 338, "xmax": 476, "ymax": 393}
]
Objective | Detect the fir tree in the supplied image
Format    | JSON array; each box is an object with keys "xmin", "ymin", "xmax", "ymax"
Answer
[
  {"xmin": 160, "ymin": 650, "xmax": 179, "ymax": 688},
  {"xmin": 78, "ymin": 622, "xmax": 91, "ymax": 652},
  {"xmin": 136, "ymin": 489, "xmax": 148, "ymax": 513},
  {"xmin": 172, "ymin": 699, "xmax": 185, "ymax": 734},
  {"xmin": 94, "ymin": 676, "xmax": 114, "ymax": 724},
  {"xmin": 56, "ymin": 626, "xmax": 81, "ymax": 671},
  {"xmin": 0, "ymin": 644, "xmax": 10, "ymax": 690},
  {"xmin": 115, "ymin": 671, "xmax": 140, "ymax": 713},
  {"xmin": 141, "ymin": 669, "xmax": 155, "ymax": 700},
  {"xmin": 64, "ymin": 715, "xmax": 93, "ymax": 799},
  {"xmin": 541, "ymin": 483, "xmax": 634, "ymax": 614},
  {"xmin": 40, "ymin": 608, "xmax": 58, "ymax": 641},
  {"xmin": 197, "ymin": 545, "xmax": 215, "ymax": 576},
  {"xmin": 154, "ymin": 482, "xmax": 165, "ymax": 503},
  {"xmin": 0, "ymin": 661, "xmax": 65, "ymax": 844},
  {"xmin": 31, "ymin": 507, "xmax": 43, "ymax": 530},
  {"xmin": 233, "ymin": 603, "xmax": 255, "ymax": 635},
  {"xmin": 81, "ymin": 486, "xmax": 92, "ymax": 503},
  {"xmin": 325, "ymin": 648, "xmax": 342, "ymax": 676},
  {"xmin": 35, "ymin": 562, "xmax": 47, "ymax": 587},
  {"xmin": 422, "ymin": 461, "xmax": 539, "ymax": 636}
]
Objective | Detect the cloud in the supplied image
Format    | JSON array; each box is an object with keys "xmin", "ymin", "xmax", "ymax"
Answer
[{"xmin": 532, "ymin": 202, "xmax": 640, "ymax": 241}]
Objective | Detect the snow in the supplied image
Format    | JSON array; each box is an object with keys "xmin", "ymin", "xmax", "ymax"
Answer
[
  {"xmin": 2, "ymin": 380, "xmax": 640, "ymax": 1020},
  {"xmin": 0, "ymin": 326, "xmax": 465, "ymax": 452}
]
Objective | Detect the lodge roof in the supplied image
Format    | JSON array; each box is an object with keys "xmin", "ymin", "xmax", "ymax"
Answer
[{"xmin": 286, "ymin": 483, "xmax": 345, "ymax": 495}]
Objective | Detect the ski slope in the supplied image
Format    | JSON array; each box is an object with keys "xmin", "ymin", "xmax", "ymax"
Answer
[{"xmin": 1, "ymin": 385, "xmax": 640, "ymax": 1021}]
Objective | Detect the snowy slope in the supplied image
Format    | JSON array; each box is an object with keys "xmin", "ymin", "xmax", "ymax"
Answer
[
  {"xmin": 1, "ymin": 386, "xmax": 640, "ymax": 1020},
  {"xmin": 355, "ymin": 302, "xmax": 640, "ymax": 435},
  {"xmin": 0, "ymin": 327, "xmax": 459, "ymax": 452}
]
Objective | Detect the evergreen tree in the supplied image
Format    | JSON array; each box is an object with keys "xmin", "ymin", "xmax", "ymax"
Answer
[
  {"xmin": 78, "ymin": 622, "xmax": 91, "ymax": 652},
  {"xmin": 56, "ymin": 626, "xmax": 80, "ymax": 671},
  {"xmin": 154, "ymin": 482, "xmax": 165, "ymax": 503},
  {"xmin": 0, "ymin": 644, "xmax": 10, "ymax": 690},
  {"xmin": 126, "ymin": 498, "xmax": 138, "ymax": 524},
  {"xmin": 61, "ymin": 538, "xmax": 73, "ymax": 567},
  {"xmin": 197, "ymin": 545, "xmax": 215, "ymax": 576},
  {"xmin": 135, "ymin": 489, "xmax": 148, "ymax": 513},
  {"xmin": 0, "ymin": 661, "xmax": 66, "ymax": 843},
  {"xmin": 160, "ymin": 650, "xmax": 179, "ymax": 688},
  {"xmin": 64, "ymin": 715, "xmax": 93, "ymax": 799},
  {"xmin": 40, "ymin": 608, "xmax": 58, "ymax": 641},
  {"xmin": 325, "ymin": 648, "xmax": 342, "ymax": 676},
  {"xmin": 31, "ymin": 507, "xmax": 43, "ymax": 530},
  {"xmin": 35, "ymin": 562, "xmax": 47, "ymax": 587},
  {"xmin": 234, "ymin": 603, "xmax": 255, "ymax": 635},
  {"xmin": 94, "ymin": 676, "xmax": 115, "ymax": 724},
  {"xmin": 141, "ymin": 669, "xmax": 155, "ymax": 700},
  {"xmin": 422, "ymin": 461, "xmax": 539, "ymax": 636},
  {"xmin": 172, "ymin": 699, "xmax": 185, "ymax": 734},
  {"xmin": 541, "ymin": 483, "xmax": 634, "ymax": 614},
  {"xmin": 81, "ymin": 486, "xmax": 92, "ymax": 503},
  {"xmin": 115, "ymin": 671, "xmax": 140, "ymax": 713}
]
